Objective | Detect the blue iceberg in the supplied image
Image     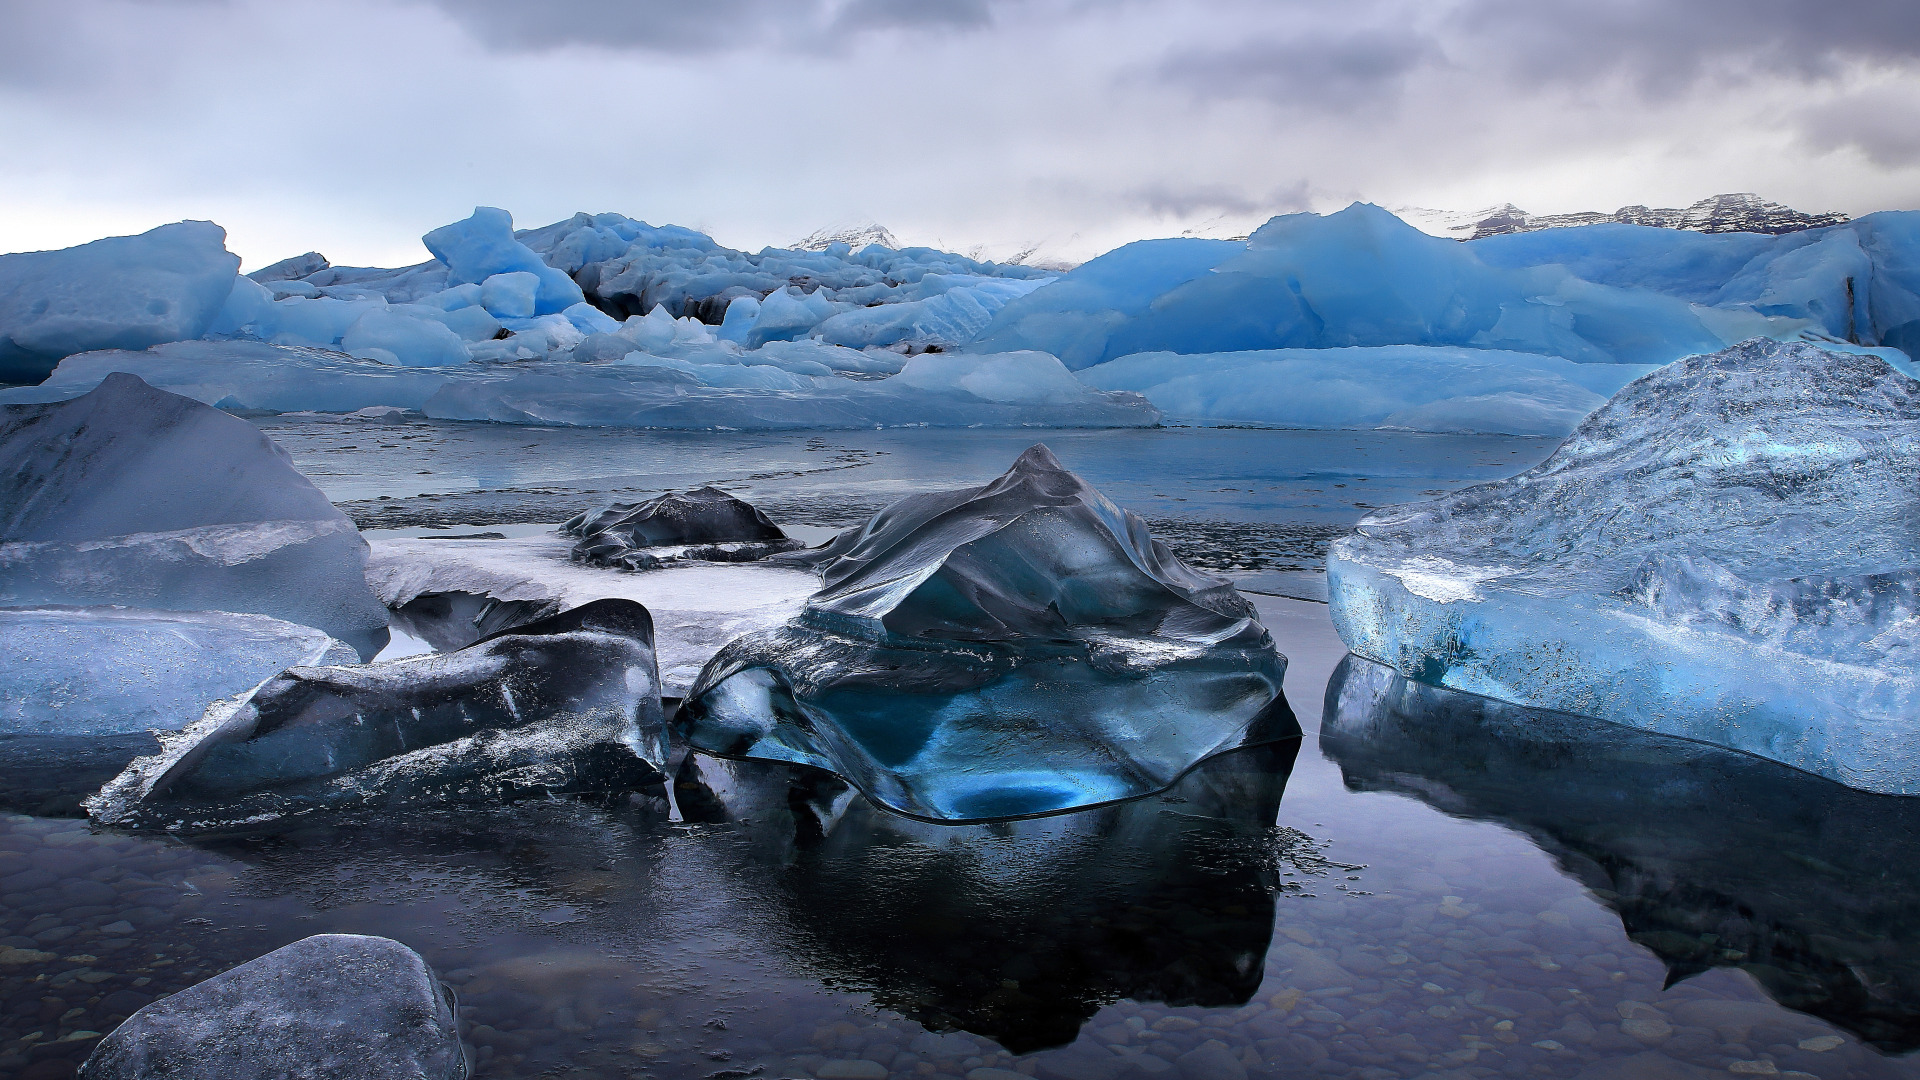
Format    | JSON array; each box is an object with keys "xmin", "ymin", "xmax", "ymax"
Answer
[
  {"xmin": 1327, "ymin": 338, "xmax": 1920, "ymax": 793},
  {"xmin": 678, "ymin": 445, "xmax": 1296, "ymax": 822}
]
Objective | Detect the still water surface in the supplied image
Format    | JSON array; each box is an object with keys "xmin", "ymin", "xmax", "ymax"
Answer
[{"xmin": 3, "ymin": 423, "xmax": 1915, "ymax": 1080}]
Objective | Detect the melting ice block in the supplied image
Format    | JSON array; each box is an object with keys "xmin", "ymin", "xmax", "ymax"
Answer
[
  {"xmin": 678, "ymin": 444, "xmax": 1296, "ymax": 822},
  {"xmin": 81, "ymin": 934, "xmax": 464, "ymax": 1080},
  {"xmin": 564, "ymin": 486, "xmax": 804, "ymax": 569},
  {"xmin": 88, "ymin": 599, "xmax": 666, "ymax": 829},
  {"xmin": 0, "ymin": 373, "xmax": 389, "ymax": 657},
  {"xmin": 1328, "ymin": 338, "xmax": 1920, "ymax": 793},
  {"xmin": 0, "ymin": 221, "xmax": 241, "ymax": 384},
  {"xmin": 0, "ymin": 606, "xmax": 354, "ymax": 737}
]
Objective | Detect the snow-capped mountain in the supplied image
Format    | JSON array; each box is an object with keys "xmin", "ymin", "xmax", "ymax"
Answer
[
  {"xmin": 1395, "ymin": 194, "xmax": 1849, "ymax": 240},
  {"xmin": 791, "ymin": 223, "xmax": 901, "ymax": 251}
]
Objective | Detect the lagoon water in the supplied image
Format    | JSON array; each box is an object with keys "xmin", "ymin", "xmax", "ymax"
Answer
[{"xmin": 4, "ymin": 422, "xmax": 1918, "ymax": 1080}]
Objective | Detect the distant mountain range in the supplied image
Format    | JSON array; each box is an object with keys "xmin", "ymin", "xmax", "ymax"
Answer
[
  {"xmin": 791, "ymin": 223, "xmax": 901, "ymax": 252},
  {"xmin": 1397, "ymin": 193, "xmax": 1850, "ymax": 240}
]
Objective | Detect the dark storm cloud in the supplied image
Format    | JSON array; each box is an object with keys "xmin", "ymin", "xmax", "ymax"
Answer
[{"xmin": 1155, "ymin": 27, "xmax": 1440, "ymax": 109}]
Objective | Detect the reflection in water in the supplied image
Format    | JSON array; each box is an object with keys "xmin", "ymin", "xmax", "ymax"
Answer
[
  {"xmin": 676, "ymin": 738, "xmax": 1301, "ymax": 1053},
  {"xmin": 1321, "ymin": 654, "xmax": 1920, "ymax": 1052}
]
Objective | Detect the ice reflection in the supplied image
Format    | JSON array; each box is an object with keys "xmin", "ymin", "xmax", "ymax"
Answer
[
  {"xmin": 1321, "ymin": 654, "xmax": 1920, "ymax": 1052},
  {"xmin": 675, "ymin": 738, "xmax": 1302, "ymax": 1052}
]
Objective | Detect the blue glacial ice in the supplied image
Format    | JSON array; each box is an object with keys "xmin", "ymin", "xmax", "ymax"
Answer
[
  {"xmin": 0, "ymin": 221, "xmax": 241, "ymax": 383},
  {"xmin": 89, "ymin": 598, "xmax": 668, "ymax": 829},
  {"xmin": 1327, "ymin": 338, "xmax": 1920, "ymax": 793},
  {"xmin": 0, "ymin": 606, "xmax": 355, "ymax": 737},
  {"xmin": 1078, "ymin": 345, "xmax": 1658, "ymax": 436},
  {"xmin": 0, "ymin": 372, "xmax": 390, "ymax": 657},
  {"xmin": 677, "ymin": 444, "xmax": 1297, "ymax": 822},
  {"xmin": 0, "ymin": 338, "xmax": 1156, "ymax": 430},
  {"xmin": 967, "ymin": 201, "xmax": 1866, "ymax": 368}
]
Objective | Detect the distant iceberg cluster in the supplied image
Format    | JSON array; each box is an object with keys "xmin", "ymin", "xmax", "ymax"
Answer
[{"xmin": 3, "ymin": 201, "xmax": 1918, "ymax": 435}]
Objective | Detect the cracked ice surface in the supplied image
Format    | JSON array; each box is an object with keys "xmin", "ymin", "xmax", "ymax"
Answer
[{"xmin": 1328, "ymin": 338, "xmax": 1920, "ymax": 793}]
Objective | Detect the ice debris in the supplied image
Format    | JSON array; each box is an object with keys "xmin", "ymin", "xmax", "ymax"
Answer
[
  {"xmin": 80, "ymin": 933, "xmax": 464, "ymax": 1080},
  {"xmin": 0, "ymin": 372, "xmax": 389, "ymax": 657},
  {"xmin": 564, "ymin": 486, "xmax": 803, "ymax": 569},
  {"xmin": 971, "ymin": 202, "xmax": 1920, "ymax": 370},
  {"xmin": 366, "ymin": 533, "xmax": 816, "ymax": 697},
  {"xmin": 1327, "ymin": 338, "xmax": 1920, "ymax": 793},
  {"xmin": 0, "ymin": 221, "xmax": 241, "ymax": 384},
  {"xmin": 1, "ymin": 606, "xmax": 354, "ymax": 737},
  {"xmin": 678, "ymin": 444, "xmax": 1296, "ymax": 822},
  {"xmin": 88, "ymin": 599, "xmax": 665, "ymax": 829}
]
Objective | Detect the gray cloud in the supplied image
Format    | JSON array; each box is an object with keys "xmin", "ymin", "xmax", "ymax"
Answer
[
  {"xmin": 833, "ymin": 0, "xmax": 993, "ymax": 31},
  {"xmin": 1448, "ymin": 0, "xmax": 1920, "ymax": 92},
  {"xmin": 1128, "ymin": 181, "xmax": 1313, "ymax": 219},
  {"xmin": 1798, "ymin": 89, "xmax": 1920, "ymax": 167},
  {"xmin": 1155, "ymin": 27, "xmax": 1441, "ymax": 109},
  {"xmin": 429, "ymin": 0, "xmax": 1000, "ymax": 53}
]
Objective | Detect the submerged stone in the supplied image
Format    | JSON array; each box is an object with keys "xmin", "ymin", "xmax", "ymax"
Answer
[
  {"xmin": 89, "ymin": 599, "xmax": 666, "ymax": 830},
  {"xmin": 79, "ymin": 933, "xmax": 464, "ymax": 1080},
  {"xmin": 678, "ymin": 444, "xmax": 1295, "ymax": 822},
  {"xmin": 1328, "ymin": 339, "xmax": 1920, "ymax": 793}
]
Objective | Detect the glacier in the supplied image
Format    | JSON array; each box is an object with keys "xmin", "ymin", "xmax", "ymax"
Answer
[
  {"xmin": 5, "ymin": 202, "xmax": 1919, "ymax": 437},
  {"xmin": 0, "ymin": 372, "xmax": 390, "ymax": 657},
  {"xmin": 88, "ymin": 598, "xmax": 667, "ymax": 830},
  {"xmin": 0, "ymin": 221, "xmax": 241, "ymax": 384},
  {"xmin": 968, "ymin": 202, "xmax": 1919, "ymax": 371},
  {"xmin": 677, "ymin": 445, "xmax": 1297, "ymax": 822},
  {"xmin": 1078, "ymin": 345, "xmax": 1658, "ymax": 436},
  {"xmin": 2, "ymin": 338, "xmax": 1158, "ymax": 431},
  {"xmin": 1, "ymin": 606, "xmax": 354, "ymax": 738},
  {"xmin": 1327, "ymin": 338, "xmax": 1920, "ymax": 793}
]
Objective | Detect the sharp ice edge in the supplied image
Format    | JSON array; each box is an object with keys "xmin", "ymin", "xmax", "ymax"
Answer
[{"xmin": 678, "ymin": 444, "xmax": 1296, "ymax": 823}]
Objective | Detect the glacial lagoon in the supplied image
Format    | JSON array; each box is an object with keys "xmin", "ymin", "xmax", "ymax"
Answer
[{"xmin": 5, "ymin": 423, "xmax": 1919, "ymax": 1080}]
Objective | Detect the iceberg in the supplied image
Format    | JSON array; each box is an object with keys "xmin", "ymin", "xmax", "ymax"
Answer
[
  {"xmin": 0, "ymin": 606, "xmax": 353, "ymax": 737},
  {"xmin": 88, "ymin": 599, "xmax": 667, "ymax": 829},
  {"xmin": 1327, "ymin": 338, "xmax": 1920, "ymax": 793},
  {"xmin": 678, "ymin": 445, "xmax": 1296, "ymax": 822},
  {"xmin": 673, "ymin": 740, "xmax": 1297, "ymax": 1052},
  {"xmin": 0, "ymin": 372, "xmax": 389, "ymax": 657},
  {"xmin": 81, "ymin": 934, "xmax": 464, "ymax": 1080},
  {"xmin": 1078, "ymin": 344, "xmax": 1657, "ymax": 436},
  {"xmin": 563, "ymin": 486, "xmax": 803, "ymax": 569},
  {"xmin": 365, "ymin": 533, "xmax": 817, "ymax": 696},
  {"xmin": 0, "ymin": 221, "xmax": 241, "ymax": 384},
  {"xmin": 1323, "ymin": 655, "xmax": 1920, "ymax": 1050}
]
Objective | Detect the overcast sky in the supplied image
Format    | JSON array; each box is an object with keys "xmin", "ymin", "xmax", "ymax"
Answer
[{"xmin": 2, "ymin": 0, "xmax": 1916, "ymax": 268}]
